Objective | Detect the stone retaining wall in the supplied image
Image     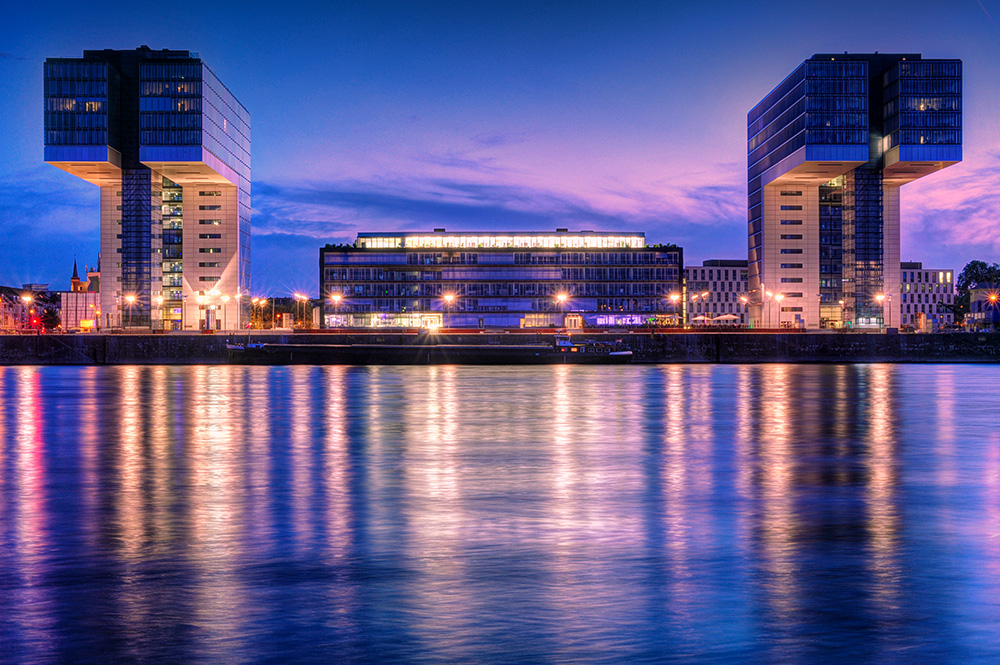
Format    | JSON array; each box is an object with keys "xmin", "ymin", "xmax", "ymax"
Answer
[{"xmin": 1, "ymin": 332, "xmax": 997, "ymax": 365}]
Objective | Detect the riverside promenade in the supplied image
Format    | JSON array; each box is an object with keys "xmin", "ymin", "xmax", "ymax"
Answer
[{"xmin": 1, "ymin": 331, "xmax": 998, "ymax": 365}]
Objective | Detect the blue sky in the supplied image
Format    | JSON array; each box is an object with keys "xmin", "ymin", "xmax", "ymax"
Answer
[{"xmin": 2, "ymin": 0, "xmax": 999, "ymax": 295}]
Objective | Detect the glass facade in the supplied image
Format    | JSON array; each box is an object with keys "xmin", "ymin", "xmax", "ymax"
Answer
[
  {"xmin": 748, "ymin": 53, "xmax": 961, "ymax": 329},
  {"xmin": 45, "ymin": 47, "xmax": 250, "ymax": 330},
  {"xmin": 321, "ymin": 232, "xmax": 682, "ymax": 329}
]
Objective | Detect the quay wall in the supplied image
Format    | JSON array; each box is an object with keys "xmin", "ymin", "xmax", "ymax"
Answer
[{"xmin": 1, "ymin": 331, "xmax": 998, "ymax": 365}]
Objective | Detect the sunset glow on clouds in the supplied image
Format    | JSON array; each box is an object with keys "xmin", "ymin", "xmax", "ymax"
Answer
[{"xmin": 2, "ymin": 0, "xmax": 998, "ymax": 293}]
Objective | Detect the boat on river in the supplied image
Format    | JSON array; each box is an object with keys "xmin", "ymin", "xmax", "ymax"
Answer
[{"xmin": 226, "ymin": 334, "xmax": 632, "ymax": 365}]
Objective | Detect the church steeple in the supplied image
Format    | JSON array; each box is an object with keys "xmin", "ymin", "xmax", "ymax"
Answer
[{"xmin": 71, "ymin": 258, "xmax": 82, "ymax": 292}]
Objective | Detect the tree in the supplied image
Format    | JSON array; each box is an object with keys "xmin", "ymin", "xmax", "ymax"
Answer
[
  {"xmin": 957, "ymin": 260, "xmax": 1000, "ymax": 292},
  {"xmin": 952, "ymin": 261, "xmax": 1000, "ymax": 323}
]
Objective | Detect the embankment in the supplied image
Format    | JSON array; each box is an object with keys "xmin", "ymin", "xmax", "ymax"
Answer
[{"xmin": 1, "ymin": 331, "xmax": 997, "ymax": 365}]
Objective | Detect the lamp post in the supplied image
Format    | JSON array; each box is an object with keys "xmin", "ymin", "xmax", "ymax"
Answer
[
  {"xmin": 739, "ymin": 295, "xmax": 759, "ymax": 328},
  {"xmin": 331, "ymin": 293, "xmax": 342, "ymax": 329},
  {"xmin": 21, "ymin": 295, "xmax": 33, "ymax": 332},
  {"xmin": 154, "ymin": 295, "xmax": 163, "ymax": 330},
  {"xmin": 443, "ymin": 293, "xmax": 455, "ymax": 329},
  {"xmin": 690, "ymin": 291, "xmax": 709, "ymax": 327},
  {"xmin": 556, "ymin": 293, "xmax": 568, "ymax": 327},
  {"xmin": 774, "ymin": 293, "xmax": 785, "ymax": 329},
  {"xmin": 234, "ymin": 292, "xmax": 242, "ymax": 330},
  {"xmin": 196, "ymin": 295, "xmax": 205, "ymax": 331},
  {"xmin": 221, "ymin": 295, "xmax": 230, "ymax": 331},
  {"xmin": 669, "ymin": 293, "xmax": 681, "ymax": 327},
  {"xmin": 89, "ymin": 303, "xmax": 101, "ymax": 332},
  {"xmin": 252, "ymin": 297, "xmax": 259, "ymax": 328},
  {"xmin": 125, "ymin": 294, "xmax": 136, "ymax": 329},
  {"xmin": 875, "ymin": 293, "xmax": 886, "ymax": 333}
]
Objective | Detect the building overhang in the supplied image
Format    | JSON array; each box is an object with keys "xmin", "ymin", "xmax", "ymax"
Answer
[
  {"xmin": 141, "ymin": 146, "xmax": 239, "ymax": 186},
  {"xmin": 882, "ymin": 145, "xmax": 961, "ymax": 185},
  {"xmin": 45, "ymin": 145, "xmax": 122, "ymax": 187},
  {"xmin": 761, "ymin": 145, "xmax": 867, "ymax": 188}
]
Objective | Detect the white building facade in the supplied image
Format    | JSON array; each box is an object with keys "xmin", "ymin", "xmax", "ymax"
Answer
[{"xmin": 684, "ymin": 260, "xmax": 749, "ymax": 327}]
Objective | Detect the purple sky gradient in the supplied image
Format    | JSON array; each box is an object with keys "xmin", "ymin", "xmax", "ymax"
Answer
[{"xmin": 1, "ymin": 0, "xmax": 998, "ymax": 295}]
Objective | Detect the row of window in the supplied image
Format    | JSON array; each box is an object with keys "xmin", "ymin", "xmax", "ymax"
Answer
[
  {"xmin": 325, "ymin": 267, "xmax": 679, "ymax": 281},
  {"xmin": 140, "ymin": 97, "xmax": 201, "ymax": 113},
  {"xmin": 44, "ymin": 112, "xmax": 107, "ymax": 129},
  {"xmin": 140, "ymin": 114, "xmax": 202, "ymax": 129},
  {"xmin": 324, "ymin": 283, "xmax": 680, "ymax": 298},
  {"xmin": 44, "ymin": 79, "xmax": 107, "ymax": 97},
  {"xmin": 140, "ymin": 130, "xmax": 202, "ymax": 145}
]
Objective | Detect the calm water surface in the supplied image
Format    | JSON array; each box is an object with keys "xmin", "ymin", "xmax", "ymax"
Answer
[{"xmin": 0, "ymin": 364, "xmax": 999, "ymax": 664}]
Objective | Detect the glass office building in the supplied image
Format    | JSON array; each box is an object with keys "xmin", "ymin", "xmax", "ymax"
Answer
[
  {"xmin": 45, "ymin": 47, "xmax": 250, "ymax": 330},
  {"xmin": 320, "ymin": 230, "xmax": 683, "ymax": 328},
  {"xmin": 748, "ymin": 53, "xmax": 961, "ymax": 329}
]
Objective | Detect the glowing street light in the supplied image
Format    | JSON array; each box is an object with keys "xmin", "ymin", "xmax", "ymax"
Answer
[
  {"xmin": 443, "ymin": 293, "xmax": 455, "ymax": 329},
  {"xmin": 689, "ymin": 291, "xmax": 709, "ymax": 326},
  {"xmin": 774, "ymin": 293, "xmax": 785, "ymax": 328},
  {"xmin": 221, "ymin": 294, "xmax": 230, "ymax": 330},
  {"xmin": 330, "ymin": 293, "xmax": 342, "ymax": 329},
  {"xmin": 124, "ymin": 294, "xmax": 136, "ymax": 328},
  {"xmin": 875, "ymin": 293, "xmax": 887, "ymax": 332},
  {"xmin": 20, "ymin": 294, "xmax": 33, "ymax": 331},
  {"xmin": 669, "ymin": 293, "xmax": 681, "ymax": 326},
  {"xmin": 555, "ymin": 293, "xmax": 568, "ymax": 326}
]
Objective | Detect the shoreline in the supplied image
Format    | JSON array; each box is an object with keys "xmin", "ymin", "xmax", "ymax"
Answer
[{"xmin": 1, "ymin": 331, "xmax": 998, "ymax": 365}]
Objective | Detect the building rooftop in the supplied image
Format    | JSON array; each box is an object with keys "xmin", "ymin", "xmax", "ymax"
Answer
[{"xmin": 348, "ymin": 229, "xmax": 650, "ymax": 250}]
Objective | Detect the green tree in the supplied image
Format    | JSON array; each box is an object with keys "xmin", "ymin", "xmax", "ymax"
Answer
[{"xmin": 951, "ymin": 260, "xmax": 1000, "ymax": 322}]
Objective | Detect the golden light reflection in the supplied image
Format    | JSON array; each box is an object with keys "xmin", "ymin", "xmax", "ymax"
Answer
[
  {"xmin": 551, "ymin": 364, "xmax": 574, "ymax": 504},
  {"xmin": 77, "ymin": 367, "xmax": 100, "ymax": 555},
  {"xmin": 186, "ymin": 365, "xmax": 250, "ymax": 658},
  {"xmin": 319, "ymin": 365, "xmax": 359, "ymax": 633},
  {"xmin": 289, "ymin": 366, "xmax": 317, "ymax": 547},
  {"xmin": 756, "ymin": 364, "xmax": 800, "ymax": 626},
  {"xmin": 863, "ymin": 365, "xmax": 901, "ymax": 610},
  {"xmin": 13, "ymin": 366, "xmax": 55, "ymax": 655},
  {"xmin": 245, "ymin": 365, "xmax": 273, "ymax": 538},
  {"xmin": 321, "ymin": 366, "xmax": 353, "ymax": 560},
  {"xmin": 733, "ymin": 366, "xmax": 754, "ymax": 550},
  {"xmin": 934, "ymin": 365, "xmax": 957, "ymax": 487}
]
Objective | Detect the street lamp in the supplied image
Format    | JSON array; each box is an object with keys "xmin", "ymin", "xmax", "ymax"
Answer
[
  {"xmin": 154, "ymin": 295, "xmax": 163, "ymax": 330},
  {"xmin": 234, "ymin": 292, "xmax": 242, "ymax": 330},
  {"xmin": 443, "ymin": 293, "xmax": 455, "ymax": 329},
  {"xmin": 221, "ymin": 295, "xmax": 230, "ymax": 331},
  {"xmin": 690, "ymin": 291, "xmax": 709, "ymax": 326},
  {"xmin": 669, "ymin": 293, "xmax": 681, "ymax": 327},
  {"xmin": 774, "ymin": 293, "xmax": 785, "ymax": 329},
  {"xmin": 89, "ymin": 302, "xmax": 101, "ymax": 331},
  {"xmin": 556, "ymin": 293, "xmax": 568, "ymax": 327},
  {"xmin": 875, "ymin": 293, "xmax": 886, "ymax": 332},
  {"xmin": 125, "ymin": 294, "xmax": 136, "ymax": 328},
  {"xmin": 330, "ymin": 293, "xmax": 342, "ymax": 328},
  {"xmin": 20, "ymin": 294, "xmax": 33, "ymax": 332}
]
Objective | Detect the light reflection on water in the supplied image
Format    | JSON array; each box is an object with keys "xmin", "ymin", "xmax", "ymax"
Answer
[{"xmin": 0, "ymin": 364, "xmax": 999, "ymax": 664}]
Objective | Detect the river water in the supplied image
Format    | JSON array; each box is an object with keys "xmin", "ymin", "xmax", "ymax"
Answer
[{"xmin": 0, "ymin": 364, "xmax": 998, "ymax": 664}]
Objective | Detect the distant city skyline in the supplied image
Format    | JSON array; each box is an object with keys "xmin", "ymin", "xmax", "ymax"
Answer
[{"xmin": 2, "ymin": 0, "xmax": 999, "ymax": 295}]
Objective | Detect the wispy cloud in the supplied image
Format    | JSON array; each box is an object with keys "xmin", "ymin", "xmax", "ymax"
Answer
[
  {"xmin": 412, "ymin": 151, "xmax": 510, "ymax": 174},
  {"xmin": 902, "ymin": 154, "xmax": 1000, "ymax": 263},
  {"xmin": 248, "ymin": 169, "xmax": 751, "ymax": 292},
  {"xmin": 470, "ymin": 131, "xmax": 529, "ymax": 148},
  {"xmin": 0, "ymin": 167, "xmax": 99, "ymax": 287}
]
